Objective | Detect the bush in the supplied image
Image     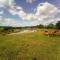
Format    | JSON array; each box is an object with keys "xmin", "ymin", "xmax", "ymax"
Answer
[{"xmin": 55, "ymin": 21, "xmax": 60, "ymax": 29}]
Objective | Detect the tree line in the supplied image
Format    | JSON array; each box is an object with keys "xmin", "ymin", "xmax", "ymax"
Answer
[
  {"xmin": 0, "ymin": 21, "xmax": 60, "ymax": 32},
  {"xmin": 32, "ymin": 21, "xmax": 60, "ymax": 29}
]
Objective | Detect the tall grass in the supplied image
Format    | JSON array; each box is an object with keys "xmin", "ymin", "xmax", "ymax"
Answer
[{"xmin": 0, "ymin": 30, "xmax": 60, "ymax": 60}]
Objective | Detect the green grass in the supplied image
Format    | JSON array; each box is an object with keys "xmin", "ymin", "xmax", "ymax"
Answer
[{"xmin": 0, "ymin": 29, "xmax": 60, "ymax": 60}]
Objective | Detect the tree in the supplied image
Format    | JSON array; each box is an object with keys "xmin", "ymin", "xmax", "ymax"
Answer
[
  {"xmin": 0, "ymin": 26, "xmax": 4, "ymax": 31},
  {"xmin": 46, "ymin": 23, "xmax": 54, "ymax": 29},
  {"xmin": 37, "ymin": 24, "xmax": 44, "ymax": 28},
  {"xmin": 55, "ymin": 21, "xmax": 60, "ymax": 29}
]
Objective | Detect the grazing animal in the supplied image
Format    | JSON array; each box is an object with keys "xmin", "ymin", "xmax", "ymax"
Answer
[
  {"xmin": 43, "ymin": 30, "xmax": 59, "ymax": 36},
  {"xmin": 43, "ymin": 30, "xmax": 49, "ymax": 36}
]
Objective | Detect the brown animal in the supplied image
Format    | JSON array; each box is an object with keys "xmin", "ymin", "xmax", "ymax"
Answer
[
  {"xmin": 43, "ymin": 30, "xmax": 49, "ymax": 36},
  {"xmin": 43, "ymin": 30, "xmax": 59, "ymax": 36},
  {"xmin": 54, "ymin": 31, "xmax": 60, "ymax": 36}
]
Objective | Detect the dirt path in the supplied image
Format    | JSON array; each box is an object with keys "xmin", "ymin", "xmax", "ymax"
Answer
[{"xmin": 8, "ymin": 30, "xmax": 37, "ymax": 35}]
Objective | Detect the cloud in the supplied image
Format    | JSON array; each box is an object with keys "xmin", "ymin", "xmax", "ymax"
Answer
[
  {"xmin": 2, "ymin": 18, "xmax": 32, "ymax": 27},
  {"xmin": 26, "ymin": 0, "xmax": 36, "ymax": 3},
  {"xmin": 35, "ymin": 2, "xmax": 59, "ymax": 20},
  {"xmin": 9, "ymin": 2, "xmax": 60, "ymax": 21},
  {"xmin": 2, "ymin": 18, "xmax": 19, "ymax": 27},
  {"xmin": 0, "ymin": 10, "xmax": 3, "ymax": 14},
  {"xmin": 0, "ymin": 0, "xmax": 15, "ymax": 17},
  {"xmin": 0, "ymin": 0, "xmax": 14, "ymax": 8},
  {"xmin": 0, "ymin": 0, "xmax": 60, "ymax": 26},
  {"xmin": 7, "ymin": 2, "xmax": 60, "ymax": 27},
  {"xmin": 0, "ymin": 0, "xmax": 7, "ymax": 7},
  {"xmin": 0, "ymin": 15, "xmax": 2, "ymax": 21},
  {"xmin": 1, "ymin": 1, "xmax": 58, "ymax": 21}
]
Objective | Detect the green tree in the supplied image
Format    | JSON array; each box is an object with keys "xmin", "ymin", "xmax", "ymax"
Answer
[
  {"xmin": 46, "ymin": 23, "xmax": 54, "ymax": 29},
  {"xmin": 55, "ymin": 21, "xmax": 60, "ymax": 29},
  {"xmin": 37, "ymin": 24, "xmax": 44, "ymax": 28}
]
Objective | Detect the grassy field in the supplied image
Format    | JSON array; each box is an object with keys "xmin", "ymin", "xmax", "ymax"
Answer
[{"xmin": 0, "ymin": 29, "xmax": 60, "ymax": 60}]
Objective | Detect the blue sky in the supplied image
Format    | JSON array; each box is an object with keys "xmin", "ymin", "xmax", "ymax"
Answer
[
  {"xmin": 0, "ymin": 0, "xmax": 60, "ymax": 27},
  {"xmin": 15, "ymin": 0, "xmax": 60, "ymax": 12}
]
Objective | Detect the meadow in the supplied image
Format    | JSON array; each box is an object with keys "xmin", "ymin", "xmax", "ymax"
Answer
[{"xmin": 0, "ymin": 29, "xmax": 60, "ymax": 60}]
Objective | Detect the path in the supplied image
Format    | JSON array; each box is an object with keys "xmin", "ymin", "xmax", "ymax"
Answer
[{"xmin": 8, "ymin": 30, "xmax": 37, "ymax": 35}]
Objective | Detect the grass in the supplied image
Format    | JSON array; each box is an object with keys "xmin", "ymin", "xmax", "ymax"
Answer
[{"xmin": 0, "ymin": 29, "xmax": 60, "ymax": 60}]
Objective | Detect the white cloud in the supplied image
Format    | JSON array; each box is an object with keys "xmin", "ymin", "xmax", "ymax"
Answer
[
  {"xmin": 35, "ymin": 2, "xmax": 59, "ymax": 20},
  {"xmin": 0, "ymin": 0, "xmax": 7, "ymax": 7},
  {"xmin": 2, "ymin": 18, "xmax": 19, "ymax": 27},
  {"xmin": 12, "ymin": 2, "xmax": 59, "ymax": 21},
  {"xmin": 9, "ymin": 9, "xmax": 17, "ymax": 15},
  {"xmin": 0, "ymin": 16, "xmax": 2, "ymax": 21},
  {"xmin": 0, "ymin": 16, "xmax": 3, "ymax": 25},
  {"xmin": 7, "ymin": 2, "xmax": 60, "ymax": 24},
  {"xmin": 0, "ymin": 0, "xmax": 15, "ymax": 11},
  {"xmin": 0, "ymin": 0, "xmax": 60, "ymax": 26},
  {"xmin": 0, "ymin": 0, "xmax": 15, "ymax": 17},
  {"xmin": 26, "ymin": 0, "xmax": 36, "ymax": 3},
  {"xmin": 16, "ymin": 6, "xmax": 22, "ymax": 10},
  {"xmin": 3, "ymin": 1, "xmax": 58, "ymax": 22},
  {"xmin": 0, "ymin": 10, "xmax": 3, "ymax": 14},
  {"xmin": 2, "ymin": 18, "xmax": 30, "ymax": 27}
]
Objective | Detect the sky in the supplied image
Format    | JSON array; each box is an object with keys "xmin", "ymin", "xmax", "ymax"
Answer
[{"xmin": 0, "ymin": 0, "xmax": 60, "ymax": 27}]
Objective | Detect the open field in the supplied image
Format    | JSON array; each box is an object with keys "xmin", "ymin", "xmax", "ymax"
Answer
[{"xmin": 0, "ymin": 29, "xmax": 60, "ymax": 60}]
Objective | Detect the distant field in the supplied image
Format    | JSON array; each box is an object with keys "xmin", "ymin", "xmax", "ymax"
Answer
[{"xmin": 0, "ymin": 29, "xmax": 60, "ymax": 60}]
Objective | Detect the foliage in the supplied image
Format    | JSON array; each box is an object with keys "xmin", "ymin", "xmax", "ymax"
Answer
[
  {"xmin": 37, "ymin": 24, "xmax": 44, "ymax": 28},
  {"xmin": 46, "ymin": 23, "xmax": 55, "ymax": 29},
  {"xmin": 55, "ymin": 21, "xmax": 60, "ymax": 29},
  {"xmin": 0, "ymin": 29, "xmax": 59, "ymax": 60}
]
